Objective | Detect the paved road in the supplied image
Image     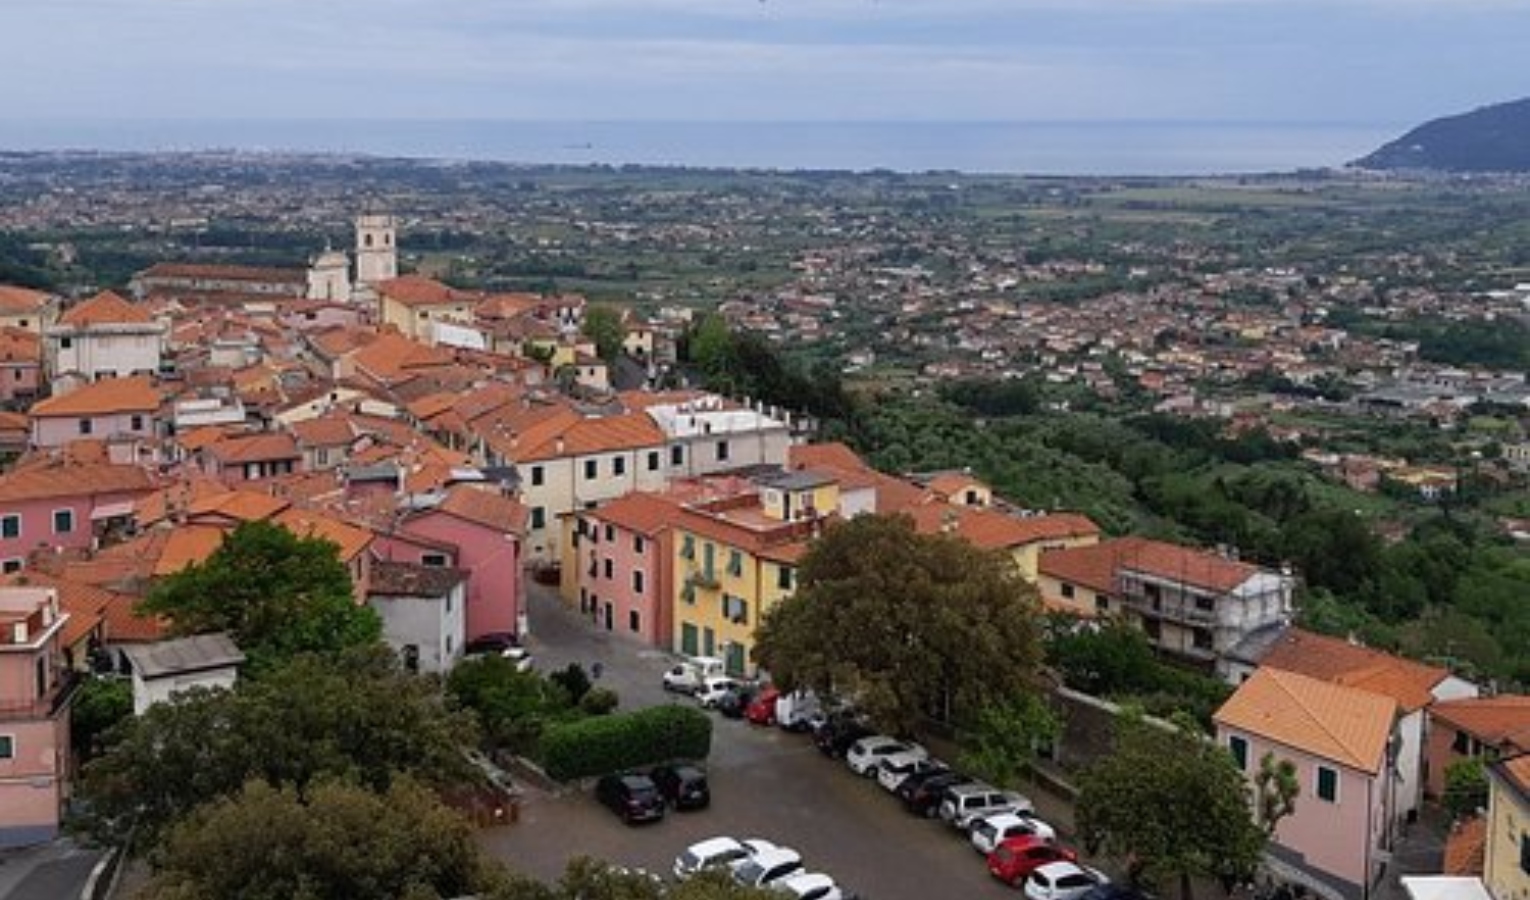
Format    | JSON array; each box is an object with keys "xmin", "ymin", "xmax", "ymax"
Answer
[
  {"xmin": 481, "ymin": 582, "xmax": 1021, "ymax": 899},
  {"xmin": 0, "ymin": 839, "xmax": 102, "ymax": 900}
]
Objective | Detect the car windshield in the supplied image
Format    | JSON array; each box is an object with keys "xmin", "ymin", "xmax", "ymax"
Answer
[
  {"xmin": 975, "ymin": 822, "xmax": 996, "ymax": 840},
  {"xmin": 628, "ymin": 784, "xmax": 658, "ymax": 800},
  {"xmin": 734, "ymin": 861, "xmax": 766, "ymax": 883},
  {"xmin": 679, "ymin": 851, "xmax": 702, "ymax": 869}
]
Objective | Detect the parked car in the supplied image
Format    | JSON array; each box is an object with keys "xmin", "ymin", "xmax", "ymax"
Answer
[
  {"xmin": 970, "ymin": 812, "xmax": 1058, "ymax": 855},
  {"xmin": 1075, "ymin": 883, "xmax": 1150, "ymax": 900},
  {"xmin": 462, "ymin": 633, "xmax": 533, "ymax": 672},
  {"xmin": 775, "ymin": 871, "xmax": 844, "ymax": 900},
  {"xmin": 745, "ymin": 686, "xmax": 781, "ymax": 725},
  {"xmin": 662, "ymin": 656, "xmax": 726, "ymax": 694},
  {"xmin": 730, "ymin": 847, "xmax": 803, "ymax": 889},
  {"xmin": 1025, "ymin": 862, "xmax": 1109, "ymax": 900},
  {"xmin": 900, "ymin": 770, "xmax": 974, "ymax": 817},
  {"xmin": 774, "ymin": 689, "xmax": 823, "ymax": 732},
  {"xmin": 674, "ymin": 836, "xmax": 752, "ymax": 880},
  {"xmin": 940, "ymin": 783, "xmax": 1034, "ymax": 830},
  {"xmin": 696, "ymin": 676, "xmax": 741, "ymax": 709},
  {"xmin": 594, "ymin": 772, "xmax": 666, "ymax": 825},
  {"xmin": 717, "ymin": 686, "xmax": 756, "ymax": 719},
  {"xmin": 876, "ymin": 752, "xmax": 945, "ymax": 793},
  {"xmin": 846, "ymin": 736, "xmax": 925, "ymax": 776},
  {"xmin": 814, "ymin": 716, "xmax": 873, "ymax": 759},
  {"xmin": 986, "ymin": 836, "xmax": 1078, "ymax": 888},
  {"xmin": 650, "ymin": 763, "xmax": 710, "ymax": 810}
]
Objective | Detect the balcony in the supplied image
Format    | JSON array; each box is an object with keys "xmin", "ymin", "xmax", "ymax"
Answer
[
  {"xmin": 1117, "ymin": 585, "xmax": 1220, "ymax": 627},
  {"xmin": 0, "ymin": 667, "xmax": 83, "ymax": 722},
  {"xmin": 688, "ymin": 569, "xmax": 721, "ymax": 591}
]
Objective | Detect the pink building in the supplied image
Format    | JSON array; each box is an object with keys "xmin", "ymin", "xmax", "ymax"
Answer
[
  {"xmin": 570, "ymin": 492, "xmax": 678, "ymax": 648},
  {"xmin": 1216, "ymin": 667, "xmax": 1402, "ymax": 900},
  {"xmin": 0, "ymin": 461, "xmax": 155, "ymax": 572},
  {"xmin": 0, "ymin": 587, "xmax": 76, "ymax": 848},
  {"xmin": 0, "ymin": 327, "xmax": 42, "ymax": 407},
  {"xmin": 199, "ymin": 432, "xmax": 302, "ymax": 485},
  {"xmin": 398, "ymin": 485, "xmax": 527, "ymax": 641},
  {"xmin": 28, "ymin": 374, "xmax": 162, "ymax": 449}
]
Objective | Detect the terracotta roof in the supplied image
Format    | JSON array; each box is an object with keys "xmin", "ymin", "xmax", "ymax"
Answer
[
  {"xmin": 175, "ymin": 424, "xmax": 238, "ymax": 453},
  {"xmin": 905, "ymin": 505, "xmax": 1100, "ymax": 552},
  {"xmin": 186, "ymin": 489, "xmax": 291, "ymax": 523},
  {"xmin": 428, "ymin": 484, "xmax": 528, "ymax": 535},
  {"xmin": 272, "ymin": 508, "xmax": 373, "ymax": 562},
  {"xmin": 377, "ymin": 275, "xmax": 479, "ymax": 308},
  {"xmin": 351, "ymin": 332, "xmax": 455, "ymax": 383},
  {"xmin": 927, "ymin": 472, "xmax": 987, "ymax": 498},
  {"xmin": 0, "ymin": 460, "xmax": 154, "ymax": 503},
  {"xmin": 587, "ymin": 491, "xmax": 684, "ymax": 537},
  {"xmin": 515, "ymin": 411, "xmax": 666, "ymax": 462},
  {"xmin": 0, "ymin": 327, "xmax": 40, "ymax": 363},
  {"xmin": 0, "ymin": 285, "xmax": 51, "ymax": 315},
  {"xmin": 308, "ymin": 325, "xmax": 377, "ymax": 359},
  {"xmin": 1214, "ymin": 666, "xmax": 1398, "ymax": 773},
  {"xmin": 672, "ymin": 502, "xmax": 823, "ymax": 560},
  {"xmin": 149, "ymin": 524, "xmax": 229, "ymax": 577},
  {"xmin": 289, "ymin": 414, "xmax": 357, "ymax": 448},
  {"xmin": 1430, "ymin": 696, "xmax": 1530, "ymax": 751},
  {"xmin": 133, "ymin": 478, "xmax": 229, "ymax": 527},
  {"xmin": 30, "ymin": 374, "xmax": 162, "ymax": 417},
  {"xmin": 1038, "ymin": 535, "xmax": 1259, "ymax": 594},
  {"xmin": 1442, "ymin": 817, "xmax": 1485, "ymax": 877},
  {"xmin": 368, "ymin": 561, "xmax": 467, "ymax": 598},
  {"xmin": 57, "ymin": 290, "xmax": 154, "ymax": 327},
  {"xmin": 1260, "ymin": 628, "xmax": 1448, "ymax": 713},
  {"xmin": 872, "ymin": 472, "xmax": 937, "ymax": 514},
  {"xmin": 1489, "ymin": 752, "xmax": 1530, "ymax": 804},
  {"xmin": 206, "ymin": 432, "xmax": 301, "ymax": 464},
  {"xmin": 1039, "ymin": 541, "xmax": 1120, "ymax": 594},
  {"xmin": 138, "ymin": 262, "xmax": 306, "ymax": 285},
  {"xmin": 788, "ymin": 442, "xmax": 871, "ymax": 474}
]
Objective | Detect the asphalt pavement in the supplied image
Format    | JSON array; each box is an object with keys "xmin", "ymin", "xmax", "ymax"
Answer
[{"xmin": 0, "ymin": 839, "xmax": 102, "ymax": 900}]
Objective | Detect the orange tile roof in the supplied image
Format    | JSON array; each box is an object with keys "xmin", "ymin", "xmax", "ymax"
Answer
[
  {"xmin": 377, "ymin": 274, "xmax": 479, "ymax": 308},
  {"xmin": 272, "ymin": 508, "xmax": 373, "ymax": 562},
  {"xmin": 788, "ymin": 442, "xmax": 871, "ymax": 473},
  {"xmin": 905, "ymin": 505, "xmax": 1100, "ymax": 551},
  {"xmin": 927, "ymin": 471, "xmax": 987, "ymax": 498},
  {"xmin": 1038, "ymin": 541, "xmax": 1120, "ymax": 594},
  {"xmin": 1430, "ymin": 696, "xmax": 1530, "ymax": 751},
  {"xmin": 138, "ymin": 262, "xmax": 305, "ymax": 285},
  {"xmin": 57, "ymin": 290, "xmax": 154, "ymax": 327},
  {"xmin": 0, "ymin": 327, "xmax": 41, "ymax": 363},
  {"xmin": 1490, "ymin": 752, "xmax": 1530, "ymax": 804},
  {"xmin": 872, "ymin": 472, "xmax": 937, "ymax": 514},
  {"xmin": 133, "ymin": 477, "xmax": 229, "ymax": 527},
  {"xmin": 430, "ymin": 485, "xmax": 528, "ymax": 535},
  {"xmin": 1261, "ymin": 628, "xmax": 1447, "ymax": 713},
  {"xmin": 0, "ymin": 285, "xmax": 51, "ymax": 314},
  {"xmin": 672, "ymin": 503, "xmax": 823, "ymax": 559},
  {"xmin": 351, "ymin": 332, "xmax": 455, "ymax": 383},
  {"xmin": 289, "ymin": 414, "xmax": 358, "ymax": 448},
  {"xmin": 406, "ymin": 392, "xmax": 458, "ymax": 422},
  {"xmin": 30, "ymin": 374, "xmax": 162, "ymax": 417},
  {"xmin": 150, "ymin": 524, "xmax": 230, "ymax": 577},
  {"xmin": 587, "ymin": 491, "xmax": 684, "ymax": 537},
  {"xmin": 1442, "ymin": 817, "xmax": 1486, "ymax": 877},
  {"xmin": 0, "ymin": 460, "xmax": 155, "ymax": 503},
  {"xmin": 1039, "ymin": 535, "xmax": 1259, "ymax": 594},
  {"xmin": 206, "ymin": 432, "xmax": 300, "ymax": 464},
  {"xmin": 1215, "ymin": 666, "xmax": 1398, "ymax": 773},
  {"xmin": 176, "ymin": 424, "xmax": 239, "ymax": 453},
  {"xmin": 187, "ymin": 489, "xmax": 291, "ymax": 523},
  {"xmin": 309, "ymin": 325, "xmax": 378, "ymax": 359}
]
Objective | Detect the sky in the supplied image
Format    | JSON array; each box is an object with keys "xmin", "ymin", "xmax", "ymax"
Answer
[{"xmin": 3, "ymin": 0, "xmax": 1528, "ymax": 126}]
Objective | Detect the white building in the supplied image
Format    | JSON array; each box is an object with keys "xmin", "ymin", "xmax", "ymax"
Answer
[
  {"xmin": 354, "ymin": 214, "xmax": 398, "ymax": 294},
  {"xmin": 42, "ymin": 290, "xmax": 166, "ymax": 392},
  {"xmin": 366, "ymin": 561, "xmax": 467, "ymax": 674},
  {"xmin": 121, "ymin": 632, "xmax": 245, "ymax": 715}
]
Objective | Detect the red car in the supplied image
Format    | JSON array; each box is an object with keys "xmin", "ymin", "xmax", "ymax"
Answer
[
  {"xmin": 987, "ymin": 835, "xmax": 1078, "ymax": 888},
  {"xmin": 745, "ymin": 687, "xmax": 781, "ymax": 725}
]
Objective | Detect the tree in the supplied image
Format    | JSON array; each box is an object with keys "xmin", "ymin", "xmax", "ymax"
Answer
[
  {"xmin": 754, "ymin": 514, "xmax": 1044, "ymax": 735},
  {"xmin": 581, "ymin": 304, "xmax": 626, "ymax": 362},
  {"xmin": 957, "ymin": 693, "xmax": 1061, "ymax": 789},
  {"xmin": 138, "ymin": 520, "xmax": 381, "ymax": 669},
  {"xmin": 140, "ymin": 778, "xmax": 513, "ymax": 900},
  {"xmin": 1076, "ymin": 717, "xmax": 1265, "ymax": 900},
  {"xmin": 1443, "ymin": 758, "xmax": 1489, "ymax": 821},
  {"xmin": 446, "ymin": 655, "xmax": 576, "ymax": 754},
  {"xmin": 78, "ymin": 647, "xmax": 476, "ymax": 847},
  {"xmin": 1253, "ymin": 751, "xmax": 1300, "ymax": 836},
  {"xmin": 69, "ymin": 674, "xmax": 132, "ymax": 762},
  {"xmin": 555, "ymin": 858, "xmax": 776, "ymax": 900}
]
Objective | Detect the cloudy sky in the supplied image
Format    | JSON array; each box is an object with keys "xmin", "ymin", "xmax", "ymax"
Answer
[{"xmin": 3, "ymin": 0, "xmax": 1526, "ymax": 125}]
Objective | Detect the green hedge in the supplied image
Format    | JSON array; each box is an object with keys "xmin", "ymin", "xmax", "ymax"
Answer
[{"xmin": 540, "ymin": 704, "xmax": 712, "ymax": 781}]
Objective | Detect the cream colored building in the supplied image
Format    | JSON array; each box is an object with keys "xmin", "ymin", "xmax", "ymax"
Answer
[
  {"xmin": 0, "ymin": 285, "xmax": 56, "ymax": 333},
  {"xmin": 1486, "ymin": 753, "xmax": 1530, "ymax": 900},
  {"xmin": 377, "ymin": 275, "xmax": 478, "ymax": 343}
]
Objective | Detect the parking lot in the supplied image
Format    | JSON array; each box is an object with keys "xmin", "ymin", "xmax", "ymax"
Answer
[{"xmin": 476, "ymin": 583, "xmax": 1053, "ymax": 899}]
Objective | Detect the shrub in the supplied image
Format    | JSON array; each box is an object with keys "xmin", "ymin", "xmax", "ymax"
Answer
[
  {"xmin": 540, "ymin": 705, "xmax": 711, "ymax": 781},
  {"xmin": 548, "ymin": 663, "xmax": 593, "ymax": 705},
  {"xmin": 580, "ymin": 687, "xmax": 620, "ymax": 716}
]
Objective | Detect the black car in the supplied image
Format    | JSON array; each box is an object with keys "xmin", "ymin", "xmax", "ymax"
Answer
[
  {"xmin": 903, "ymin": 770, "xmax": 974, "ymax": 818},
  {"xmin": 1079, "ymin": 885, "xmax": 1153, "ymax": 900},
  {"xmin": 890, "ymin": 763, "xmax": 954, "ymax": 801},
  {"xmin": 650, "ymin": 763, "xmax": 710, "ymax": 811},
  {"xmin": 813, "ymin": 717, "xmax": 873, "ymax": 758},
  {"xmin": 716, "ymin": 687, "xmax": 756, "ymax": 719},
  {"xmin": 595, "ymin": 772, "xmax": 666, "ymax": 824},
  {"xmin": 463, "ymin": 632, "xmax": 520, "ymax": 655}
]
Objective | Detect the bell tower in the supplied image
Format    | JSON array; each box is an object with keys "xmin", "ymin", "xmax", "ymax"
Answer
[{"xmin": 354, "ymin": 213, "xmax": 398, "ymax": 288}]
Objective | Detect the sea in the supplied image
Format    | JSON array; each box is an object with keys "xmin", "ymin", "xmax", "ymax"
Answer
[{"xmin": 0, "ymin": 119, "xmax": 1403, "ymax": 177}]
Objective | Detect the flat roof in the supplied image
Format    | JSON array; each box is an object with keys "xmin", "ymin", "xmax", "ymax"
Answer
[{"xmin": 123, "ymin": 632, "xmax": 245, "ymax": 680}]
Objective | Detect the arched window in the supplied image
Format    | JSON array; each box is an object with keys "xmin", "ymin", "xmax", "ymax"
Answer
[{"xmin": 364, "ymin": 234, "xmax": 373, "ymax": 248}]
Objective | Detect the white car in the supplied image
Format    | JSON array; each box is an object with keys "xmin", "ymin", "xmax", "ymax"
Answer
[
  {"xmin": 940, "ymin": 783, "xmax": 1034, "ymax": 830},
  {"xmin": 1025, "ymin": 861, "xmax": 1109, "ymax": 900},
  {"xmin": 846, "ymin": 735, "xmax": 925, "ymax": 776},
  {"xmin": 674, "ymin": 836, "xmax": 751, "ymax": 881},
  {"xmin": 774, "ymin": 871, "xmax": 844, "ymax": 900},
  {"xmin": 731, "ymin": 847, "xmax": 803, "ymax": 889},
  {"xmin": 970, "ymin": 812, "xmax": 1057, "ymax": 855},
  {"xmin": 696, "ymin": 676, "xmax": 740, "ymax": 708},
  {"xmin": 875, "ymin": 752, "xmax": 943, "ymax": 793}
]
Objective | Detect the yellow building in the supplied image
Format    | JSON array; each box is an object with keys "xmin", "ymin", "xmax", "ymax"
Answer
[
  {"xmin": 377, "ymin": 275, "xmax": 479, "ymax": 342},
  {"xmin": 1485, "ymin": 753, "xmax": 1530, "ymax": 900},
  {"xmin": 0, "ymin": 285, "xmax": 55, "ymax": 333},
  {"xmin": 905, "ymin": 505, "xmax": 1100, "ymax": 583},
  {"xmin": 671, "ymin": 472, "xmax": 835, "ymax": 676}
]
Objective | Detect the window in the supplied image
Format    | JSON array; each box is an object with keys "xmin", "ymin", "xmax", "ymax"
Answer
[
  {"xmin": 1, "ymin": 515, "xmax": 19, "ymax": 539},
  {"xmin": 681, "ymin": 623, "xmax": 699, "ymax": 656},
  {"xmin": 530, "ymin": 507, "xmax": 546, "ymax": 530},
  {"xmin": 1193, "ymin": 628, "xmax": 1213, "ymax": 650},
  {"xmin": 647, "ymin": 451, "xmax": 660, "ymax": 471},
  {"xmin": 1095, "ymin": 596, "xmax": 1110, "ymax": 613},
  {"xmin": 1061, "ymin": 584, "xmax": 1076, "ymax": 600},
  {"xmin": 680, "ymin": 535, "xmax": 695, "ymax": 559},
  {"xmin": 421, "ymin": 553, "xmax": 448, "ymax": 567},
  {"xmin": 681, "ymin": 583, "xmax": 696, "ymax": 605},
  {"xmin": 777, "ymin": 566, "xmax": 793, "ymax": 591},
  {"xmin": 1, "ymin": 559, "xmax": 20, "ymax": 574},
  {"xmin": 703, "ymin": 543, "xmax": 715, "ymax": 575},
  {"xmin": 1452, "ymin": 730, "xmax": 1471, "ymax": 754},
  {"xmin": 130, "ymin": 414, "xmax": 144, "ymax": 431},
  {"xmin": 1228, "ymin": 735, "xmax": 1248, "ymax": 770},
  {"xmin": 603, "ymin": 559, "xmax": 613, "ymax": 579},
  {"xmin": 629, "ymin": 610, "xmax": 641, "ymax": 633},
  {"xmin": 671, "ymin": 445, "xmax": 683, "ymax": 466},
  {"xmin": 633, "ymin": 570, "xmax": 645, "ymax": 593},
  {"xmin": 78, "ymin": 418, "xmax": 93, "ymax": 435},
  {"xmin": 612, "ymin": 456, "xmax": 626, "ymax": 477},
  {"xmin": 53, "ymin": 509, "xmax": 74, "ymax": 534},
  {"xmin": 604, "ymin": 524, "xmax": 614, "ymax": 542},
  {"xmin": 0, "ymin": 735, "xmax": 12, "ymax": 760},
  {"xmin": 531, "ymin": 465, "xmax": 544, "ymax": 487},
  {"xmin": 1316, "ymin": 766, "xmax": 1339, "ymax": 803},
  {"xmin": 723, "ymin": 595, "xmax": 749, "ymax": 624},
  {"xmin": 716, "ymin": 440, "xmax": 730, "ymax": 461},
  {"xmin": 634, "ymin": 536, "xmax": 645, "ymax": 554},
  {"xmin": 1195, "ymin": 595, "xmax": 1215, "ymax": 611},
  {"xmin": 727, "ymin": 550, "xmax": 743, "ymax": 577},
  {"xmin": 1520, "ymin": 832, "xmax": 1530, "ymax": 876},
  {"xmin": 584, "ymin": 459, "xmax": 597, "ymax": 480},
  {"xmin": 60, "ymin": 336, "xmax": 72, "ymax": 349}
]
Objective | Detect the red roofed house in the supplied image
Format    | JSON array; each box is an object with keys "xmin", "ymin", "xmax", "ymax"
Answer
[
  {"xmin": 0, "ymin": 586, "xmax": 78, "ymax": 847},
  {"xmin": 27, "ymin": 374, "xmax": 162, "ymax": 450},
  {"xmin": 0, "ymin": 284, "xmax": 56, "ymax": 334},
  {"xmin": 377, "ymin": 275, "xmax": 480, "ymax": 343},
  {"xmin": 905, "ymin": 504, "xmax": 1100, "ymax": 582},
  {"xmin": 0, "ymin": 461, "xmax": 155, "ymax": 572},
  {"xmin": 394, "ymin": 484, "xmax": 528, "ymax": 642},
  {"xmin": 1425, "ymin": 695, "xmax": 1530, "ymax": 800},
  {"xmin": 41, "ymin": 291, "xmax": 166, "ymax": 392},
  {"xmin": 1038, "ymin": 536, "xmax": 1295, "ymax": 681},
  {"xmin": 567, "ymin": 491, "xmax": 683, "ymax": 648},
  {"xmin": 1216, "ymin": 667, "xmax": 1403, "ymax": 900},
  {"xmin": 0, "ymin": 327, "xmax": 42, "ymax": 407},
  {"xmin": 197, "ymin": 432, "xmax": 303, "ymax": 485}
]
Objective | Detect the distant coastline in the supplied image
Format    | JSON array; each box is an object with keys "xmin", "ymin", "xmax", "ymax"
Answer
[{"xmin": 0, "ymin": 119, "xmax": 1403, "ymax": 177}]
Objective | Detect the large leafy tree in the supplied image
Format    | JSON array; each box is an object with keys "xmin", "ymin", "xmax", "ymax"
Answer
[
  {"xmin": 580, "ymin": 304, "xmax": 627, "ymax": 362},
  {"xmin": 139, "ymin": 520, "xmax": 381, "ymax": 668},
  {"xmin": 1076, "ymin": 716, "xmax": 1265, "ymax": 900},
  {"xmin": 753, "ymin": 513, "xmax": 1045, "ymax": 735},
  {"xmin": 78, "ymin": 647, "xmax": 476, "ymax": 847},
  {"xmin": 957, "ymin": 693, "xmax": 1061, "ymax": 790}
]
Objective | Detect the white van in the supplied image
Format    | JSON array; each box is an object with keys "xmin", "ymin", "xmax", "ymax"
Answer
[
  {"xmin": 775, "ymin": 689, "xmax": 823, "ymax": 732},
  {"xmin": 662, "ymin": 656, "xmax": 726, "ymax": 694}
]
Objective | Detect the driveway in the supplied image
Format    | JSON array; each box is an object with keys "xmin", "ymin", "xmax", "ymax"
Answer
[
  {"xmin": 0, "ymin": 839, "xmax": 102, "ymax": 900},
  {"xmin": 481, "ymin": 583, "xmax": 1031, "ymax": 899}
]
